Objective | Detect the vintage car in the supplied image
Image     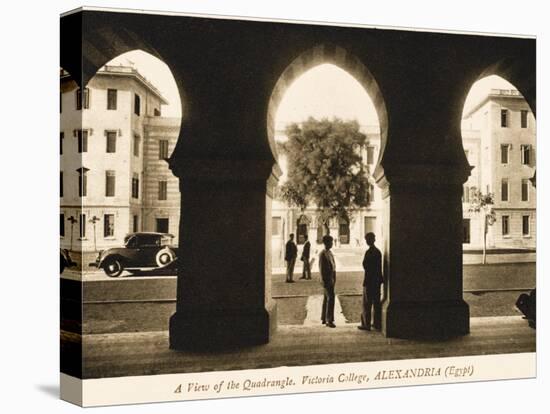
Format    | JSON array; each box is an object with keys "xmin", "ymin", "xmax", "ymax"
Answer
[
  {"xmin": 90, "ymin": 232, "xmax": 178, "ymax": 277},
  {"xmin": 60, "ymin": 249, "xmax": 76, "ymax": 274}
]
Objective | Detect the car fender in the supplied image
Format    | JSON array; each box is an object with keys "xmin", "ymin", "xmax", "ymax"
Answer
[
  {"xmin": 98, "ymin": 254, "xmax": 124, "ymax": 268},
  {"xmin": 155, "ymin": 247, "xmax": 176, "ymax": 267}
]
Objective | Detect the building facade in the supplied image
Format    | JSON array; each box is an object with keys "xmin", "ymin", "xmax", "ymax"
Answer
[
  {"xmin": 462, "ymin": 89, "xmax": 536, "ymax": 249},
  {"xmin": 60, "ymin": 66, "xmax": 181, "ymax": 268},
  {"xmin": 271, "ymin": 88, "xmax": 536, "ymax": 268}
]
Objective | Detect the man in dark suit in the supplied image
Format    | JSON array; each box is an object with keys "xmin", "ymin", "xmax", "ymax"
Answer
[
  {"xmin": 319, "ymin": 235, "xmax": 336, "ymax": 328},
  {"xmin": 358, "ymin": 232, "xmax": 384, "ymax": 331},
  {"xmin": 285, "ymin": 233, "xmax": 298, "ymax": 283},
  {"xmin": 299, "ymin": 234, "xmax": 312, "ymax": 280}
]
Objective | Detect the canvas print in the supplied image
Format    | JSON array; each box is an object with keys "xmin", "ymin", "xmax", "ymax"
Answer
[{"xmin": 60, "ymin": 6, "xmax": 536, "ymax": 407}]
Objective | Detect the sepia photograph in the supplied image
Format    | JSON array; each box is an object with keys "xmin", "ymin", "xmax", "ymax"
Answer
[
  {"xmin": 57, "ymin": 5, "xmax": 538, "ymax": 406},
  {"xmin": 4, "ymin": 0, "xmax": 546, "ymax": 412}
]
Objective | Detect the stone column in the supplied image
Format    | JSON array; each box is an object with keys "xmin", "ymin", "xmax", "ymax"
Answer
[
  {"xmin": 168, "ymin": 157, "xmax": 277, "ymax": 350},
  {"xmin": 376, "ymin": 162, "xmax": 470, "ymax": 339}
]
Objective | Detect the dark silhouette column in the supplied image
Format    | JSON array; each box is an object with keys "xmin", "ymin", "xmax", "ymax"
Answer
[
  {"xmin": 167, "ymin": 112, "xmax": 279, "ymax": 350},
  {"xmin": 375, "ymin": 92, "xmax": 471, "ymax": 339},
  {"xmin": 377, "ymin": 165, "xmax": 470, "ymax": 338}
]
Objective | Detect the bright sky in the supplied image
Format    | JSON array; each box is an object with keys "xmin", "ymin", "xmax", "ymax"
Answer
[
  {"xmin": 275, "ymin": 64, "xmax": 379, "ymax": 134},
  {"xmin": 107, "ymin": 50, "xmax": 182, "ymax": 117},
  {"xmin": 463, "ymin": 74, "xmax": 515, "ymax": 115}
]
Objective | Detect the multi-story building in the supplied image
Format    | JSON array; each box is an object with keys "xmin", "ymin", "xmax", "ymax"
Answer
[
  {"xmin": 462, "ymin": 89, "xmax": 536, "ymax": 249},
  {"xmin": 60, "ymin": 66, "xmax": 181, "ymax": 268},
  {"xmin": 271, "ymin": 125, "xmax": 383, "ymax": 267}
]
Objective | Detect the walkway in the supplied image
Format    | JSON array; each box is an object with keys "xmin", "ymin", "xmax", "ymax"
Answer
[
  {"xmin": 74, "ymin": 316, "xmax": 535, "ymax": 379},
  {"xmin": 303, "ymin": 295, "xmax": 347, "ymax": 326}
]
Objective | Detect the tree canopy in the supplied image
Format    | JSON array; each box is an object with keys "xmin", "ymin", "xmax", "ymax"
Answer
[{"xmin": 278, "ymin": 117, "xmax": 372, "ymax": 226}]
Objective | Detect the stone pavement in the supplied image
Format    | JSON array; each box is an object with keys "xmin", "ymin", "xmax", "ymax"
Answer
[
  {"xmin": 303, "ymin": 295, "xmax": 347, "ymax": 326},
  {"xmin": 76, "ymin": 316, "xmax": 535, "ymax": 379}
]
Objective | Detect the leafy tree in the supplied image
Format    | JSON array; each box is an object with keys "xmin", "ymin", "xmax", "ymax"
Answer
[
  {"xmin": 467, "ymin": 187, "xmax": 495, "ymax": 264},
  {"xmin": 277, "ymin": 117, "xmax": 372, "ymax": 233}
]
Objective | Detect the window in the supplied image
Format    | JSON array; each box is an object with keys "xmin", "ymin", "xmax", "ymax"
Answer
[
  {"xmin": 462, "ymin": 219, "xmax": 470, "ymax": 243},
  {"xmin": 77, "ymin": 168, "xmax": 88, "ymax": 197},
  {"xmin": 521, "ymin": 144, "xmax": 531, "ymax": 165},
  {"xmin": 272, "ymin": 217, "xmax": 281, "ymax": 236},
  {"xmin": 133, "ymin": 134, "xmax": 140, "ymax": 157},
  {"xmin": 154, "ymin": 108, "xmax": 161, "ymax": 116},
  {"xmin": 501, "ymin": 178, "xmax": 509, "ymax": 202},
  {"xmin": 132, "ymin": 174, "xmax": 139, "ymax": 199},
  {"xmin": 76, "ymin": 87, "xmax": 89, "ymax": 110},
  {"xmin": 369, "ymin": 184, "xmax": 375, "ymax": 202},
  {"xmin": 338, "ymin": 218, "xmax": 350, "ymax": 245},
  {"xmin": 133, "ymin": 215, "xmax": 139, "ymax": 233},
  {"xmin": 105, "ymin": 170, "xmax": 116, "ymax": 197},
  {"xmin": 104, "ymin": 214, "xmax": 115, "ymax": 237},
  {"xmin": 366, "ymin": 146, "xmax": 375, "ymax": 165},
  {"xmin": 106, "ymin": 131, "xmax": 117, "ymax": 153},
  {"xmin": 502, "ymin": 215, "xmax": 510, "ymax": 236},
  {"xmin": 79, "ymin": 214, "xmax": 86, "ymax": 239},
  {"xmin": 76, "ymin": 89, "xmax": 81, "ymax": 110},
  {"xmin": 60, "ymin": 171, "xmax": 63, "ymax": 198},
  {"xmin": 77, "ymin": 130, "xmax": 88, "ymax": 153},
  {"xmin": 521, "ymin": 110, "xmax": 528, "ymax": 128},
  {"xmin": 134, "ymin": 93, "xmax": 141, "ymax": 116},
  {"xmin": 158, "ymin": 180, "xmax": 167, "ymax": 200},
  {"xmin": 463, "ymin": 185, "xmax": 470, "ymax": 203},
  {"xmin": 521, "ymin": 179, "xmax": 529, "ymax": 201},
  {"xmin": 159, "ymin": 140, "xmax": 169, "ymax": 160},
  {"xmin": 60, "ymin": 214, "xmax": 65, "ymax": 237},
  {"xmin": 107, "ymin": 89, "xmax": 117, "ymax": 110},
  {"xmin": 60, "ymin": 132, "xmax": 64, "ymax": 155},
  {"xmin": 500, "ymin": 144, "xmax": 509, "ymax": 164},
  {"xmin": 156, "ymin": 218, "xmax": 169, "ymax": 233},
  {"xmin": 500, "ymin": 109, "xmax": 508, "ymax": 127},
  {"xmin": 522, "ymin": 215, "xmax": 530, "ymax": 236}
]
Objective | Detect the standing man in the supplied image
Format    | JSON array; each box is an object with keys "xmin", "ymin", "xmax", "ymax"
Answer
[
  {"xmin": 300, "ymin": 234, "xmax": 312, "ymax": 280},
  {"xmin": 285, "ymin": 233, "xmax": 298, "ymax": 283},
  {"xmin": 319, "ymin": 235, "xmax": 336, "ymax": 328},
  {"xmin": 358, "ymin": 232, "xmax": 384, "ymax": 331}
]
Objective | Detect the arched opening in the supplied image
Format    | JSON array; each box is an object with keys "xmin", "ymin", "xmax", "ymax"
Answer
[
  {"xmin": 459, "ymin": 74, "xmax": 536, "ymax": 317},
  {"xmin": 268, "ymin": 46, "xmax": 388, "ymax": 328},
  {"xmin": 60, "ymin": 50, "xmax": 182, "ymax": 275},
  {"xmin": 296, "ymin": 214, "xmax": 311, "ymax": 245}
]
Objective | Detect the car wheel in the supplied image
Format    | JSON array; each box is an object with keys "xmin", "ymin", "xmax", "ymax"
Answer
[
  {"xmin": 156, "ymin": 248, "xmax": 175, "ymax": 267},
  {"xmin": 104, "ymin": 258, "xmax": 123, "ymax": 277}
]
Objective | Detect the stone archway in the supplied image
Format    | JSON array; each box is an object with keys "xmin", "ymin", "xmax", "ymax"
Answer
[
  {"xmin": 62, "ymin": 11, "xmax": 535, "ymax": 351},
  {"xmin": 267, "ymin": 43, "xmax": 388, "ymax": 174}
]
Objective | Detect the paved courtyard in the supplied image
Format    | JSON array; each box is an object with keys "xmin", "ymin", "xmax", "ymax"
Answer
[
  {"xmin": 70, "ymin": 316, "xmax": 535, "ymax": 379},
  {"xmin": 67, "ymin": 262, "xmax": 535, "ymax": 335},
  {"xmin": 61, "ymin": 260, "xmax": 536, "ymax": 380}
]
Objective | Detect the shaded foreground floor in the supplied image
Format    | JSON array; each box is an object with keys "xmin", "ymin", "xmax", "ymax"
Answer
[{"xmin": 76, "ymin": 316, "xmax": 535, "ymax": 379}]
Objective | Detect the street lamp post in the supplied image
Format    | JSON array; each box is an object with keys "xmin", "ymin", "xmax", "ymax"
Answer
[
  {"xmin": 90, "ymin": 216, "xmax": 100, "ymax": 253},
  {"xmin": 67, "ymin": 216, "xmax": 77, "ymax": 252}
]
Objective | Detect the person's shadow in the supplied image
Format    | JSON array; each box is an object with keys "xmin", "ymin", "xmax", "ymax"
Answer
[{"xmin": 36, "ymin": 384, "xmax": 59, "ymax": 399}]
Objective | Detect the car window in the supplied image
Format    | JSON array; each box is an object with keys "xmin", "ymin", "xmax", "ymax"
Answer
[
  {"xmin": 126, "ymin": 235, "xmax": 137, "ymax": 248},
  {"xmin": 141, "ymin": 235, "xmax": 161, "ymax": 247}
]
